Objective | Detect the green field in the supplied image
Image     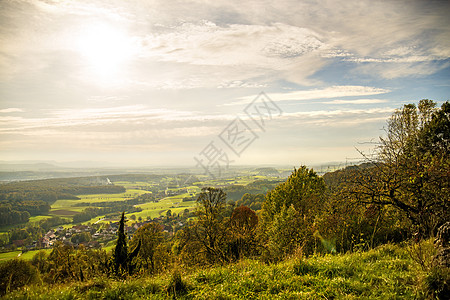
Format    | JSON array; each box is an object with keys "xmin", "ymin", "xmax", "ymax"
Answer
[
  {"xmin": 0, "ymin": 249, "xmax": 52, "ymax": 261},
  {"xmin": 28, "ymin": 215, "xmax": 53, "ymax": 224},
  {"xmin": 0, "ymin": 251, "xmax": 21, "ymax": 261},
  {"xmin": 45, "ymin": 181, "xmax": 199, "ymax": 227},
  {"xmin": 49, "ymin": 189, "xmax": 152, "ymax": 218},
  {"xmin": 129, "ymin": 194, "xmax": 197, "ymax": 220},
  {"xmin": 112, "ymin": 181, "xmax": 155, "ymax": 190}
]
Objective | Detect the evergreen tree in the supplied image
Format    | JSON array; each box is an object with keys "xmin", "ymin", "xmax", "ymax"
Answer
[
  {"xmin": 112, "ymin": 212, "xmax": 141, "ymax": 276},
  {"xmin": 114, "ymin": 212, "xmax": 128, "ymax": 274}
]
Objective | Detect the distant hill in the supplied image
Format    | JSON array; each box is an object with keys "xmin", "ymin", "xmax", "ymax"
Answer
[{"xmin": 254, "ymin": 167, "xmax": 279, "ymax": 176}]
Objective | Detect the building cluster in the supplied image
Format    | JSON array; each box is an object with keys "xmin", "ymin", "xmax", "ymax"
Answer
[{"xmin": 36, "ymin": 218, "xmax": 184, "ymax": 250}]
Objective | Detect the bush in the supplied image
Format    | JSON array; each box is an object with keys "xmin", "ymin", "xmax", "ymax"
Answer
[
  {"xmin": 166, "ymin": 269, "xmax": 188, "ymax": 298},
  {"xmin": 292, "ymin": 260, "xmax": 318, "ymax": 276},
  {"xmin": 0, "ymin": 259, "xmax": 40, "ymax": 295},
  {"xmin": 424, "ymin": 266, "xmax": 449, "ymax": 299}
]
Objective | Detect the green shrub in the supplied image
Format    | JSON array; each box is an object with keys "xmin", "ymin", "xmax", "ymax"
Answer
[
  {"xmin": 166, "ymin": 269, "xmax": 188, "ymax": 298},
  {"xmin": 0, "ymin": 258, "xmax": 41, "ymax": 295},
  {"xmin": 424, "ymin": 266, "xmax": 449, "ymax": 299},
  {"xmin": 292, "ymin": 260, "xmax": 318, "ymax": 276}
]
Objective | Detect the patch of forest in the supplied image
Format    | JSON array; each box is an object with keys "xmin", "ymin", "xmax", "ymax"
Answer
[{"xmin": 223, "ymin": 179, "xmax": 283, "ymax": 201}]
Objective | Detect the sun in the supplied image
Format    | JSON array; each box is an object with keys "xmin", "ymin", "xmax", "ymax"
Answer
[{"xmin": 76, "ymin": 23, "xmax": 134, "ymax": 83}]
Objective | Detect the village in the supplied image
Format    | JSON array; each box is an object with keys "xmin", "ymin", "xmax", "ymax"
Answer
[{"xmin": 23, "ymin": 211, "xmax": 188, "ymax": 252}]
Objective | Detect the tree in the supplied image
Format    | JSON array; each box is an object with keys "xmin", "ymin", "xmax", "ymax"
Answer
[
  {"xmin": 195, "ymin": 187, "xmax": 230, "ymax": 263},
  {"xmin": 351, "ymin": 100, "xmax": 449, "ymax": 237},
  {"xmin": 112, "ymin": 212, "xmax": 141, "ymax": 276},
  {"xmin": 31, "ymin": 250, "xmax": 49, "ymax": 274},
  {"xmin": 130, "ymin": 222, "xmax": 165, "ymax": 274},
  {"xmin": 229, "ymin": 206, "xmax": 258, "ymax": 259},
  {"xmin": 71, "ymin": 232, "xmax": 91, "ymax": 244},
  {"xmin": 0, "ymin": 259, "xmax": 40, "ymax": 295},
  {"xmin": 113, "ymin": 212, "xmax": 128, "ymax": 274},
  {"xmin": 260, "ymin": 166, "xmax": 326, "ymax": 259},
  {"xmin": 319, "ymin": 169, "xmax": 411, "ymax": 252},
  {"xmin": 46, "ymin": 242, "xmax": 76, "ymax": 283},
  {"xmin": 236, "ymin": 193, "xmax": 265, "ymax": 211},
  {"xmin": 179, "ymin": 187, "xmax": 232, "ymax": 264}
]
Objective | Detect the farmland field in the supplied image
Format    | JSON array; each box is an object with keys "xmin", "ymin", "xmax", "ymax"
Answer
[
  {"xmin": 49, "ymin": 189, "xmax": 152, "ymax": 218},
  {"xmin": 46, "ymin": 180, "xmax": 201, "ymax": 226},
  {"xmin": 0, "ymin": 249, "xmax": 52, "ymax": 261},
  {"xmin": 130, "ymin": 193, "xmax": 197, "ymax": 220}
]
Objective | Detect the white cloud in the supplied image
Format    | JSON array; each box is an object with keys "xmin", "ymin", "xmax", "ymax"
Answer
[
  {"xmin": 0, "ymin": 105, "xmax": 236, "ymax": 135},
  {"xmin": 228, "ymin": 86, "xmax": 390, "ymax": 105},
  {"xmin": 0, "ymin": 108, "xmax": 24, "ymax": 113},
  {"xmin": 355, "ymin": 60, "xmax": 450, "ymax": 79},
  {"xmin": 135, "ymin": 21, "xmax": 327, "ymax": 85},
  {"xmin": 278, "ymin": 107, "xmax": 394, "ymax": 127},
  {"xmin": 323, "ymin": 99, "xmax": 388, "ymax": 104}
]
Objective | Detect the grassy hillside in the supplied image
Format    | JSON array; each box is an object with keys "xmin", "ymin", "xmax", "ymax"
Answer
[{"xmin": 3, "ymin": 241, "xmax": 436, "ymax": 299}]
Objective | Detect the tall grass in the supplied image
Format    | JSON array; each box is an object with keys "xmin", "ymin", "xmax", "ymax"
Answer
[{"xmin": 3, "ymin": 241, "xmax": 435, "ymax": 299}]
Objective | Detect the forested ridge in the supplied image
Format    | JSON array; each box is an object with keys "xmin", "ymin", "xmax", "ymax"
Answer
[{"xmin": 0, "ymin": 100, "xmax": 448, "ymax": 298}]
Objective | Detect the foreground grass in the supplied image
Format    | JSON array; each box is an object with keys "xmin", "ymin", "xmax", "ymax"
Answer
[{"xmin": 4, "ymin": 242, "xmax": 434, "ymax": 299}]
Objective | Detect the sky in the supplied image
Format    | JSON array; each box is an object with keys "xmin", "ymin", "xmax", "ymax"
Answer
[{"xmin": 1, "ymin": 0, "xmax": 449, "ymax": 171}]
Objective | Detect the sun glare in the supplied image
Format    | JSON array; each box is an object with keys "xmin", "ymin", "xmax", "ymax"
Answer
[{"xmin": 76, "ymin": 23, "xmax": 134, "ymax": 83}]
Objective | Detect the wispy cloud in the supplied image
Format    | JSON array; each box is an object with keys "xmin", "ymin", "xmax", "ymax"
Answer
[
  {"xmin": 227, "ymin": 86, "xmax": 391, "ymax": 106},
  {"xmin": 0, "ymin": 105, "xmax": 235, "ymax": 134},
  {"xmin": 0, "ymin": 108, "xmax": 24, "ymax": 113},
  {"xmin": 323, "ymin": 99, "xmax": 388, "ymax": 104},
  {"xmin": 355, "ymin": 60, "xmax": 450, "ymax": 79},
  {"xmin": 278, "ymin": 107, "xmax": 394, "ymax": 127}
]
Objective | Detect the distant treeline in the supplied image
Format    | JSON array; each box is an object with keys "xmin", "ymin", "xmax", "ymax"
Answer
[
  {"xmin": 0, "ymin": 200, "xmax": 52, "ymax": 226},
  {"xmin": 223, "ymin": 179, "xmax": 283, "ymax": 201},
  {"xmin": 107, "ymin": 173, "xmax": 200, "ymax": 186},
  {"xmin": 72, "ymin": 204, "xmax": 142, "ymax": 223},
  {"xmin": 106, "ymin": 174, "xmax": 169, "ymax": 183},
  {"xmin": 0, "ymin": 204, "xmax": 30, "ymax": 226},
  {"xmin": 73, "ymin": 193, "xmax": 155, "ymax": 208}
]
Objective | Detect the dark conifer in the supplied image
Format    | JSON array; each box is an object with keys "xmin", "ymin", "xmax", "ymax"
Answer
[{"xmin": 114, "ymin": 212, "xmax": 128, "ymax": 274}]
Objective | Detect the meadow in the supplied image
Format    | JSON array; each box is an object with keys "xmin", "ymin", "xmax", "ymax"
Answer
[
  {"xmin": 49, "ymin": 189, "xmax": 150, "ymax": 217},
  {"xmin": 2, "ymin": 241, "xmax": 435, "ymax": 299},
  {"xmin": 0, "ymin": 249, "xmax": 52, "ymax": 262}
]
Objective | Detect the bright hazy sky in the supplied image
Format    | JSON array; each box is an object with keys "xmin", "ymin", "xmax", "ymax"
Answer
[{"xmin": 1, "ymin": 0, "xmax": 449, "ymax": 169}]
